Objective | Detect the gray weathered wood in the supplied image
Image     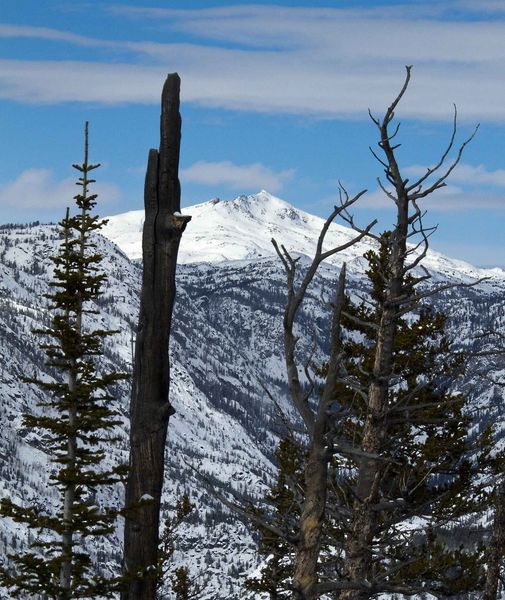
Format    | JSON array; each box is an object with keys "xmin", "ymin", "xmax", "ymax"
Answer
[
  {"xmin": 272, "ymin": 195, "xmax": 374, "ymax": 600},
  {"xmin": 293, "ymin": 265, "xmax": 346, "ymax": 600}
]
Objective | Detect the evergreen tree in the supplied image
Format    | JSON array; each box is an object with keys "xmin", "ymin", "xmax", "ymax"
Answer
[
  {"xmin": 251, "ymin": 237, "xmax": 494, "ymax": 599},
  {"xmin": 170, "ymin": 567, "xmax": 190, "ymax": 600},
  {"xmin": 326, "ymin": 237, "xmax": 490, "ymax": 597},
  {"xmin": 245, "ymin": 435, "xmax": 304, "ymax": 599},
  {"xmin": 0, "ymin": 123, "xmax": 127, "ymax": 599},
  {"xmin": 157, "ymin": 494, "xmax": 193, "ymax": 599}
]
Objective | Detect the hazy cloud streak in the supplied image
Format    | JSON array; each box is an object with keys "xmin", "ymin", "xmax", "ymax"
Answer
[
  {"xmin": 0, "ymin": 168, "xmax": 120, "ymax": 211},
  {"xmin": 404, "ymin": 163, "xmax": 505, "ymax": 188},
  {"xmin": 1, "ymin": 4, "xmax": 505, "ymax": 120},
  {"xmin": 0, "ymin": 23, "xmax": 117, "ymax": 48},
  {"xmin": 360, "ymin": 185, "xmax": 505, "ymax": 211},
  {"xmin": 0, "ymin": 59, "xmax": 166, "ymax": 104},
  {"xmin": 181, "ymin": 161, "xmax": 295, "ymax": 192}
]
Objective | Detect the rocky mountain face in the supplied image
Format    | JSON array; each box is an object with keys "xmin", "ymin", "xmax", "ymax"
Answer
[{"xmin": 1, "ymin": 191, "xmax": 504, "ymax": 599}]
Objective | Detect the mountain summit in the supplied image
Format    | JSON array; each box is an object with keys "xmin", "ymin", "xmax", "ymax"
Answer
[
  {"xmin": 102, "ymin": 190, "xmax": 366, "ymax": 264},
  {"xmin": 102, "ymin": 190, "xmax": 503, "ymax": 284}
]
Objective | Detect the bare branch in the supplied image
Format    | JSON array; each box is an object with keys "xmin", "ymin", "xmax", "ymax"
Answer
[
  {"xmin": 274, "ymin": 191, "xmax": 373, "ymax": 432},
  {"xmin": 393, "ymin": 276, "xmax": 490, "ymax": 316},
  {"xmin": 331, "ymin": 441, "xmax": 401, "ymax": 465},
  {"xmin": 383, "ymin": 65, "xmax": 412, "ymax": 126},
  {"xmin": 315, "ymin": 264, "xmax": 347, "ymax": 429},
  {"xmin": 342, "ymin": 310, "xmax": 379, "ymax": 332},
  {"xmin": 368, "ymin": 107, "xmax": 380, "ymax": 127},
  {"xmin": 410, "ymin": 123, "xmax": 480, "ymax": 200},
  {"xmin": 259, "ymin": 381, "xmax": 301, "ymax": 437},
  {"xmin": 339, "ymin": 203, "xmax": 382, "ymax": 243},
  {"xmin": 405, "ymin": 104, "xmax": 459, "ymax": 193},
  {"xmin": 376, "ymin": 177, "xmax": 398, "ymax": 202},
  {"xmin": 369, "ymin": 145, "xmax": 390, "ymax": 170},
  {"xmin": 320, "ymin": 218, "xmax": 376, "ymax": 261},
  {"xmin": 271, "ymin": 237, "xmax": 290, "ymax": 274}
]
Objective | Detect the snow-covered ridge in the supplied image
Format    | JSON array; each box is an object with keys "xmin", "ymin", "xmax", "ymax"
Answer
[{"xmin": 102, "ymin": 190, "xmax": 505, "ymax": 286}]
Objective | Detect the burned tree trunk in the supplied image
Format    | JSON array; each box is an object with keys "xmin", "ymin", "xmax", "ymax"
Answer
[{"xmin": 122, "ymin": 73, "xmax": 191, "ymax": 600}]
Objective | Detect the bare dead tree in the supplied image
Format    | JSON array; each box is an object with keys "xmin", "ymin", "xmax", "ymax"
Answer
[
  {"xmin": 122, "ymin": 73, "xmax": 191, "ymax": 600},
  {"xmin": 331, "ymin": 66, "xmax": 481, "ymax": 600},
  {"xmin": 272, "ymin": 196, "xmax": 376, "ymax": 600},
  {"xmin": 291, "ymin": 264, "xmax": 346, "ymax": 600},
  {"xmin": 243, "ymin": 68, "xmax": 485, "ymax": 600}
]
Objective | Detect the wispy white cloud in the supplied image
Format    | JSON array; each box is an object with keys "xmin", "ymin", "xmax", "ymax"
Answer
[
  {"xmin": 357, "ymin": 161, "xmax": 505, "ymax": 212},
  {"xmin": 1, "ymin": 56, "xmax": 504, "ymax": 122},
  {"xmin": 459, "ymin": 0, "xmax": 505, "ymax": 14},
  {"xmin": 1, "ymin": 4, "xmax": 505, "ymax": 120},
  {"xmin": 0, "ymin": 23, "xmax": 116, "ymax": 48},
  {"xmin": 107, "ymin": 2, "xmax": 502, "ymax": 25},
  {"xmin": 181, "ymin": 161, "xmax": 295, "ymax": 193},
  {"xmin": 0, "ymin": 59, "xmax": 166, "ymax": 104},
  {"xmin": 404, "ymin": 163, "xmax": 505, "ymax": 188},
  {"xmin": 0, "ymin": 168, "xmax": 120, "ymax": 211},
  {"xmin": 109, "ymin": 4, "xmax": 505, "ymax": 62},
  {"xmin": 359, "ymin": 184, "xmax": 505, "ymax": 212}
]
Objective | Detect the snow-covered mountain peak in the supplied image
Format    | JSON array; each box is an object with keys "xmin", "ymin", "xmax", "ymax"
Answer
[
  {"xmin": 102, "ymin": 190, "xmax": 364, "ymax": 265},
  {"xmin": 101, "ymin": 190, "xmax": 505, "ymax": 286},
  {"xmin": 223, "ymin": 190, "xmax": 301, "ymax": 219},
  {"xmin": 177, "ymin": 189, "xmax": 309, "ymax": 228}
]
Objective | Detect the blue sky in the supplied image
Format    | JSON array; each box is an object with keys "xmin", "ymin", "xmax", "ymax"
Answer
[{"xmin": 1, "ymin": 0, "xmax": 505, "ymax": 265}]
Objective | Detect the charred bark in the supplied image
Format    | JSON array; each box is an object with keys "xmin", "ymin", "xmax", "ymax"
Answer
[{"xmin": 122, "ymin": 73, "xmax": 191, "ymax": 600}]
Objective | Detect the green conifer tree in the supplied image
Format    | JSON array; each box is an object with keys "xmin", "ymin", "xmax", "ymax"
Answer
[
  {"xmin": 326, "ymin": 236, "xmax": 490, "ymax": 596},
  {"xmin": 170, "ymin": 567, "xmax": 190, "ymax": 600},
  {"xmin": 157, "ymin": 494, "xmax": 193, "ymax": 599},
  {"xmin": 245, "ymin": 435, "xmax": 304, "ymax": 599},
  {"xmin": 0, "ymin": 123, "xmax": 127, "ymax": 599}
]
